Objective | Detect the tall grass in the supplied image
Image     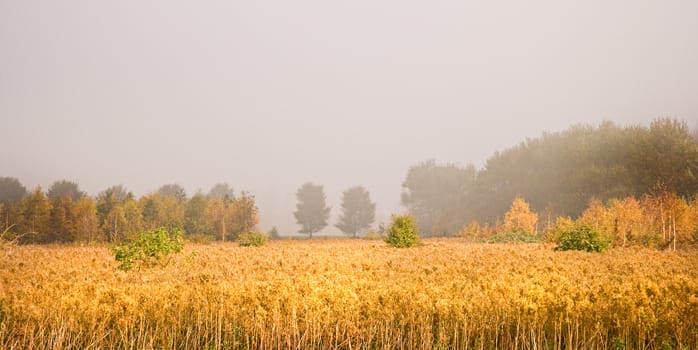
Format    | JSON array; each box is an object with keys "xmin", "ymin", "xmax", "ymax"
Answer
[{"xmin": 1, "ymin": 240, "xmax": 697, "ymax": 349}]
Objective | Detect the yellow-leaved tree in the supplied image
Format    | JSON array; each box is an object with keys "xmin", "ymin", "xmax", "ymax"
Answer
[
  {"xmin": 606, "ymin": 197, "xmax": 644, "ymax": 247},
  {"xmin": 578, "ymin": 197, "xmax": 609, "ymax": 231},
  {"xmin": 72, "ymin": 197, "xmax": 100, "ymax": 242},
  {"xmin": 502, "ymin": 197, "xmax": 538, "ymax": 235}
]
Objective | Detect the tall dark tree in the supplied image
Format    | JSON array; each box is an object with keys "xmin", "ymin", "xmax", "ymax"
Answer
[
  {"xmin": 0, "ymin": 177, "xmax": 27, "ymax": 233},
  {"xmin": 48, "ymin": 196, "xmax": 76, "ymax": 242},
  {"xmin": 402, "ymin": 160, "xmax": 477, "ymax": 236},
  {"xmin": 293, "ymin": 182, "xmax": 331, "ymax": 238},
  {"xmin": 0, "ymin": 177, "xmax": 27, "ymax": 204},
  {"xmin": 19, "ymin": 187, "xmax": 51, "ymax": 242},
  {"xmin": 335, "ymin": 186, "xmax": 375, "ymax": 238},
  {"xmin": 184, "ymin": 193, "xmax": 209, "ymax": 234},
  {"xmin": 157, "ymin": 183, "xmax": 187, "ymax": 201},
  {"xmin": 208, "ymin": 183, "xmax": 235, "ymax": 201},
  {"xmin": 47, "ymin": 180, "xmax": 85, "ymax": 201},
  {"xmin": 140, "ymin": 195, "xmax": 160, "ymax": 229}
]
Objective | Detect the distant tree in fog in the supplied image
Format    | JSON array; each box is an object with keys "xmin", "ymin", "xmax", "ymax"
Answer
[
  {"xmin": 335, "ymin": 186, "xmax": 375, "ymax": 238},
  {"xmin": 401, "ymin": 160, "xmax": 476, "ymax": 236},
  {"xmin": 0, "ymin": 177, "xmax": 27, "ymax": 204},
  {"xmin": 208, "ymin": 183, "xmax": 235, "ymax": 201},
  {"xmin": 157, "ymin": 184, "xmax": 187, "ymax": 201},
  {"xmin": 99, "ymin": 185, "xmax": 131, "ymax": 203},
  {"xmin": 294, "ymin": 182, "xmax": 330, "ymax": 238},
  {"xmin": 47, "ymin": 180, "xmax": 85, "ymax": 201}
]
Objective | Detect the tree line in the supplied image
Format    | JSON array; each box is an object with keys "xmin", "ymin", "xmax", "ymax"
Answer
[
  {"xmin": 461, "ymin": 193, "xmax": 698, "ymax": 250},
  {"xmin": 4, "ymin": 117, "xmax": 696, "ymax": 244},
  {"xmin": 402, "ymin": 118, "xmax": 698, "ymax": 239},
  {"xmin": 0, "ymin": 180, "xmax": 259, "ymax": 244}
]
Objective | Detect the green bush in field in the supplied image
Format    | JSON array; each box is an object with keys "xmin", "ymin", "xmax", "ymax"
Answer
[
  {"xmin": 555, "ymin": 223, "xmax": 610, "ymax": 252},
  {"xmin": 238, "ymin": 231, "xmax": 267, "ymax": 247},
  {"xmin": 112, "ymin": 227, "xmax": 184, "ymax": 271},
  {"xmin": 385, "ymin": 214, "xmax": 420, "ymax": 248}
]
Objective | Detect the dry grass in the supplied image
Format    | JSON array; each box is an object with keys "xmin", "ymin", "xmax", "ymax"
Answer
[{"xmin": 1, "ymin": 239, "xmax": 697, "ymax": 349}]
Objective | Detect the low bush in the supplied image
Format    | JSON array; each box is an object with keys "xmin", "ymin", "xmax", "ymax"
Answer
[
  {"xmin": 238, "ymin": 231, "xmax": 267, "ymax": 247},
  {"xmin": 555, "ymin": 223, "xmax": 610, "ymax": 252},
  {"xmin": 112, "ymin": 227, "xmax": 184, "ymax": 271},
  {"xmin": 385, "ymin": 214, "xmax": 420, "ymax": 248}
]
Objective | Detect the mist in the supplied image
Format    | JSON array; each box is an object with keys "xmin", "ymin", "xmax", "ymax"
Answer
[{"xmin": 2, "ymin": 0, "xmax": 697, "ymax": 235}]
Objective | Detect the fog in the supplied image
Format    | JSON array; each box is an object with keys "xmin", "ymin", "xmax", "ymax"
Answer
[{"xmin": 2, "ymin": 0, "xmax": 697, "ymax": 234}]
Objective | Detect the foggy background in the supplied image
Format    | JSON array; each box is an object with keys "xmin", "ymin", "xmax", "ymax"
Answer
[{"xmin": 2, "ymin": 0, "xmax": 697, "ymax": 234}]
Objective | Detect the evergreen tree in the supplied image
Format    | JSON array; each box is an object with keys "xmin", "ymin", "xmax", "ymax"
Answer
[
  {"xmin": 184, "ymin": 193, "xmax": 209, "ymax": 235},
  {"xmin": 19, "ymin": 187, "xmax": 51, "ymax": 242},
  {"xmin": 140, "ymin": 195, "xmax": 160, "ymax": 230},
  {"xmin": 48, "ymin": 196, "xmax": 76, "ymax": 242}
]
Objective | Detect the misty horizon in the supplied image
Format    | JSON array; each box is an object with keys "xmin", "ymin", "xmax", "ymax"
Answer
[{"xmin": 2, "ymin": 0, "xmax": 697, "ymax": 234}]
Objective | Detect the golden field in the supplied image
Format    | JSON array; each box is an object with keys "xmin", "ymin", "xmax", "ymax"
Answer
[{"xmin": 1, "ymin": 239, "xmax": 697, "ymax": 349}]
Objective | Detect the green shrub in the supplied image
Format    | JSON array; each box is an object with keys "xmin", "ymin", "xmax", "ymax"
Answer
[
  {"xmin": 238, "ymin": 231, "xmax": 267, "ymax": 247},
  {"xmin": 112, "ymin": 227, "xmax": 184, "ymax": 271},
  {"xmin": 555, "ymin": 223, "xmax": 610, "ymax": 252},
  {"xmin": 385, "ymin": 214, "xmax": 420, "ymax": 248},
  {"xmin": 484, "ymin": 230, "xmax": 541, "ymax": 243}
]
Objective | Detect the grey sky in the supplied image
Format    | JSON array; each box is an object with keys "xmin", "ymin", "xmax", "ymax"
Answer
[{"xmin": 2, "ymin": 0, "xmax": 697, "ymax": 234}]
